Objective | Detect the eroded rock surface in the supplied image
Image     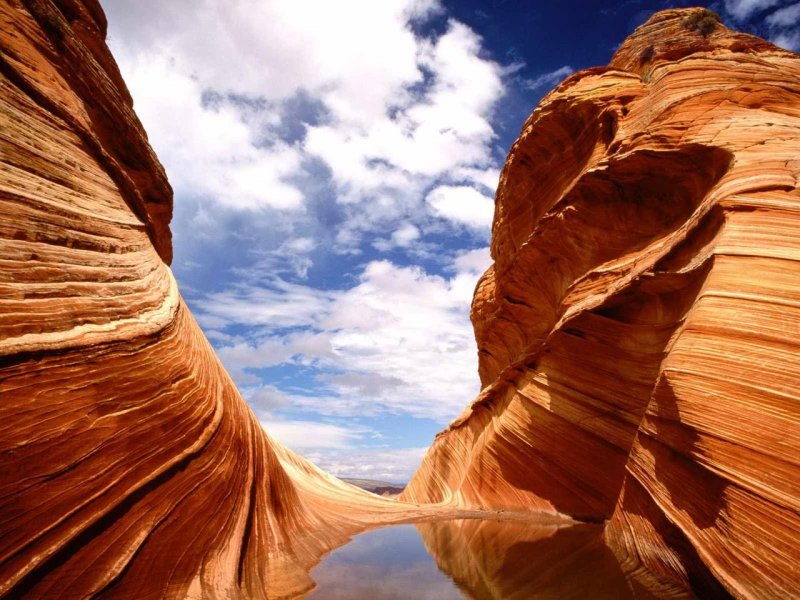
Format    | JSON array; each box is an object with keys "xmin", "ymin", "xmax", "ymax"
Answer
[{"xmin": 403, "ymin": 9, "xmax": 800, "ymax": 598}]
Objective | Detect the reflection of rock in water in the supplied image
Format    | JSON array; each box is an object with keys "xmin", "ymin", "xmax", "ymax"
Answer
[
  {"xmin": 307, "ymin": 524, "xmax": 464, "ymax": 600},
  {"xmin": 416, "ymin": 519, "xmax": 635, "ymax": 600}
]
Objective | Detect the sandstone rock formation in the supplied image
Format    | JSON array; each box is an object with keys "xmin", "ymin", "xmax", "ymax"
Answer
[
  {"xmin": 403, "ymin": 8, "xmax": 800, "ymax": 598},
  {"xmin": 0, "ymin": 2, "xmax": 419, "ymax": 598}
]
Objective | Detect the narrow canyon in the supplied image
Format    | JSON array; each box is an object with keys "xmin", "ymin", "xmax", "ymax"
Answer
[{"xmin": 0, "ymin": 2, "xmax": 798, "ymax": 599}]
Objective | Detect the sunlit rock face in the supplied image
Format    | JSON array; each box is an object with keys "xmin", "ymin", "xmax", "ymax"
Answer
[
  {"xmin": 0, "ymin": 2, "xmax": 405, "ymax": 598},
  {"xmin": 403, "ymin": 8, "xmax": 800, "ymax": 598}
]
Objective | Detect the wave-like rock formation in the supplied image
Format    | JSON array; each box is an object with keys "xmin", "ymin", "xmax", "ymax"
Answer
[
  {"xmin": 403, "ymin": 8, "xmax": 800, "ymax": 598},
  {"xmin": 0, "ymin": 2, "xmax": 426, "ymax": 598}
]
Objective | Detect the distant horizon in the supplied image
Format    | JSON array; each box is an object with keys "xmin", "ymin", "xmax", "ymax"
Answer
[{"xmin": 101, "ymin": 0, "xmax": 799, "ymax": 481}]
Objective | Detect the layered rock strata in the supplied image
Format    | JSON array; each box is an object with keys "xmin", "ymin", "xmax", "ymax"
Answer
[
  {"xmin": 403, "ymin": 9, "xmax": 800, "ymax": 598},
  {"xmin": 0, "ymin": 2, "xmax": 416, "ymax": 598}
]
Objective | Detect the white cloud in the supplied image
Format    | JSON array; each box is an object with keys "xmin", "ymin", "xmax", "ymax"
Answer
[
  {"xmin": 452, "ymin": 247, "xmax": 492, "ymax": 276},
  {"xmin": 301, "ymin": 20, "xmax": 503, "ymax": 244},
  {"xmin": 426, "ymin": 185, "xmax": 494, "ymax": 229},
  {"xmin": 525, "ymin": 65, "xmax": 574, "ymax": 91},
  {"xmin": 231, "ymin": 236, "xmax": 319, "ymax": 280},
  {"xmin": 453, "ymin": 166, "xmax": 501, "ymax": 193},
  {"xmin": 244, "ymin": 385, "xmax": 292, "ymax": 416},
  {"xmin": 723, "ymin": 0, "xmax": 782, "ymax": 20},
  {"xmin": 771, "ymin": 30, "xmax": 800, "ymax": 51},
  {"xmin": 303, "ymin": 20, "xmax": 502, "ymax": 184},
  {"xmin": 102, "ymin": 0, "xmax": 505, "ymax": 475},
  {"xmin": 195, "ymin": 280, "xmax": 335, "ymax": 330},
  {"xmin": 766, "ymin": 1, "xmax": 800, "ymax": 25},
  {"xmin": 321, "ymin": 260, "xmax": 479, "ymax": 419},
  {"xmin": 285, "ymin": 237, "xmax": 315, "ymax": 253},
  {"xmin": 373, "ymin": 222, "xmax": 421, "ymax": 251},
  {"xmin": 262, "ymin": 420, "xmax": 365, "ymax": 450},
  {"xmin": 391, "ymin": 223, "xmax": 421, "ymax": 247},
  {"xmin": 260, "ymin": 419, "xmax": 426, "ymax": 481},
  {"xmin": 764, "ymin": 2, "xmax": 800, "ymax": 51},
  {"xmin": 105, "ymin": 0, "xmax": 439, "ymax": 104},
  {"xmin": 104, "ymin": 0, "xmax": 505, "ymax": 229},
  {"xmin": 120, "ymin": 54, "xmax": 304, "ymax": 210},
  {"xmin": 302, "ymin": 447, "xmax": 428, "ymax": 482},
  {"xmin": 203, "ymin": 255, "xmax": 485, "ymax": 421},
  {"xmin": 215, "ymin": 330, "xmax": 334, "ymax": 385}
]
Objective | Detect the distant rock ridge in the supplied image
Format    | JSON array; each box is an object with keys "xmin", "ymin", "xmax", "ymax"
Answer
[
  {"xmin": 342, "ymin": 478, "xmax": 407, "ymax": 496},
  {"xmin": 403, "ymin": 7, "xmax": 800, "ymax": 598}
]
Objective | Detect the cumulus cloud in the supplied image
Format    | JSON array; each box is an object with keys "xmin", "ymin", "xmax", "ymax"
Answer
[
  {"xmin": 304, "ymin": 21, "xmax": 501, "ymax": 190},
  {"xmin": 373, "ymin": 222, "xmax": 421, "ymax": 251},
  {"xmin": 120, "ymin": 53, "xmax": 304, "ymax": 210},
  {"xmin": 262, "ymin": 420, "xmax": 366, "ymax": 450},
  {"xmin": 452, "ymin": 247, "xmax": 492, "ymax": 275},
  {"xmin": 105, "ymin": 0, "xmax": 505, "ymax": 235},
  {"xmin": 321, "ymin": 260, "xmax": 480, "ymax": 418},
  {"xmin": 106, "ymin": 0, "xmax": 440, "ymax": 104},
  {"xmin": 453, "ymin": 166, "xmax": 502, "ymax": 193},
  {"xmin": 201, "ymin": 255, "xmax": 485, "ymax": 421},
  {"xmin": 301, "ymin": 447, "xmax": 428, "ymax": 482},
  {"xmin": 260, "ymin": 418, "xmax": 427, "ymax": 481},
  {"xmin": 426, "ymin": 185, "xmax": 495, "ymax": 230}
]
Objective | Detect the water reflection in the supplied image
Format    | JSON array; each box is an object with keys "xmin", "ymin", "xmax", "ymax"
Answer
[
  {"xmin": 307, "ymin": 524, "xmax": 464, "ymax": 599},
  {"xmin": 307, "ymin": 518, "xmax": 634, "ymax": 599},
  {"xmin": 417, "ymin": 518, "xmax": 634, "ymax": 600}
]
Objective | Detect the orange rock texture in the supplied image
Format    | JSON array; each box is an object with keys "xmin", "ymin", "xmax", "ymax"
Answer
[
  {"xmin": 403, "ymin": 8, "xmax": 800, "ymax": 598},
  {"xmin": 0, "ymin": 1, "xmax": 416, "ymax": 598}
]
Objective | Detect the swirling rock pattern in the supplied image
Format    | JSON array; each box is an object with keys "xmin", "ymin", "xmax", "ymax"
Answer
[
  {"xmin": 403, "ymin": 8, "xmax": 800, "ymax": 598},
  {"xmin": 0, "ymin": 1, "xmax": 417, "ymax": 598}
]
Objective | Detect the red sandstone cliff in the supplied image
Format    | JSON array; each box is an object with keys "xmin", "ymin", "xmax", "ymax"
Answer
[{"xmin": 403, "ymin": 8, "xmax": 800, "ymax": 599}]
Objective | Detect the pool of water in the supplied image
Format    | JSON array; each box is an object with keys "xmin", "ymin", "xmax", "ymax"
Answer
[
  {"xmin": 307, "ymin": 523, "xmax": 464, "ymax": 599},
  {"xmin": 306, "ymin": 518, "xmax": 634, "ymax": 599}
]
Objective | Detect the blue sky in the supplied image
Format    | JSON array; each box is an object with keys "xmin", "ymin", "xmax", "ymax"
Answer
[{"xmin": 101, "ymin": 0, "xmax": 799, "ymax": 482}]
